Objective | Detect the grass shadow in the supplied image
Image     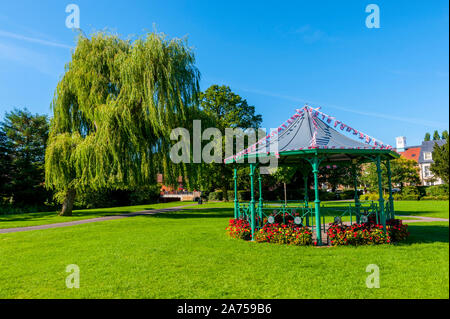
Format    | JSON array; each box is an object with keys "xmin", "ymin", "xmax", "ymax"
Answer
[
  {"xmin": 399, "ymin": 224, "xmax": 449, "ymax": 245},
  {"xmin": 140, "ymin": 208, "xmax": 234, "ymax": 219}
]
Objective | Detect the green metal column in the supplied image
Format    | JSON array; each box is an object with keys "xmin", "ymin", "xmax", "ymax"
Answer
[
  {"xmin": 258, "ymin": 170, "xmax": 263, "ymax": 225},
  {"xmin": 352, "ymin": 165, "xmax": 361, "ymax": 224},
  {"xmin": 303, "ymin": 175, "xmax": 309, "ymax": 207},
  {"xmin": 312, "ymin": 156, "xmax": 322, "ymax": 245},
  {"xmin": 249, "ymin": 164, "xmax": 256, "ymax": 241},
  {"xmin": 375, "ymin": 156, "xmax": 386, "ymax": 232},
  {"xmin": 233, "ymin": 168, "xmax": 238, "ymax": 219},
  {"xmin": 386, "ymin": 160, "xmax": 395, "ymax": 220}
]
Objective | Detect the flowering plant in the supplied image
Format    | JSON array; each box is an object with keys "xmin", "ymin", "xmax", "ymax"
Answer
[
  {"xmin": 327, "ymin": 223, "xmax": 390, "ymax": 246},
  {"xmin": 226, "ymin": 218, "xmax": 251, "ymax": 240},
  {"xmin": 327, "ymin": 217, "xmax": 409, "ymax": 246},
  {"xmin": 386, "ymin": 219, "xmax": 409, "ymax": 242},
  {"xmin": 254, "ymin": 221, "xmax": 313, "ymax": 246}
]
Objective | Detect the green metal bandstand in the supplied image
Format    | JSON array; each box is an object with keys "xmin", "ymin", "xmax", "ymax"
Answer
[{"xmin": 224, "ymin": 106, "xmax": 400, "ymax": 245}]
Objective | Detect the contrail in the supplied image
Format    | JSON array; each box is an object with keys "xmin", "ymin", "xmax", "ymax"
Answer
[
  {"xmin": 240, "ymin": 87, "xmax": 447, "ymax": 129},
  {"xmin": 0, "ymin": 29, "xmax": 72, "ymax": 49}
]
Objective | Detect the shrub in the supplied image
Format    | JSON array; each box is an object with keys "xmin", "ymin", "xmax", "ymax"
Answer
[
  {"xmin": 340, "ymin": 190, "xmax": 359, "ymax": 200},
  {"xmin": 426, "ymin": 185, "xmax": 449, "ymax": 197},
  {"xmin": 417, "ymin": 186, "xmax": 428, "ymax": 198},
  {"xmin": 226, "ymin": 219, "xmax": 251, "ymax": 240},
  {"xmin": 237, "ymin": 190, "xmax": 251, "ymax": 201},
  {"xmin": 361, "ymin": 193, "xmax": 379, "ymax": 201},
  {"xmin": 393, "ymin": 194, "xmax": 403, "ymax": 201},
  {"xmin": 254, "ymin": 222, "xmax": 313, "ymax": 246},
  {"xmin": 320, "ymin": 191, "xmax": 337, "ymax": 201},
  {"xmin": 402, "ymin": 195, "xmax": 419, "ymax": 200},
  {"xmin": 208, "ymin": 191, "xmax": 223, "ymax": 201},
  {"xmin": 402, "ymin": 186, "xmax": 420, "ymax": 196}
]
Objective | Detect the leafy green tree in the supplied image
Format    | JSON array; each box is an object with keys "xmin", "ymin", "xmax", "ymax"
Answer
[
  {"xmin": 441, "ymin": 130, "xmax": 449, "ymax": 140},
  {"xmin": 272, "ymin": 166, "xmax": 297, "ymax": 205},
  {"xmin": 433, "ymin": 130, "xmax": 441, "ymax": 140},
  {"xmin": 361, "ymin": 157, "xmax": 420, "ymax": 192},
  {"xmin": 1, "ymin": 108, "xmax": 49, "ymax": 206},
  {"xmin": 0, "ymin": 130, "xmax": 11, "ymax": 200},
  {"xmin": 318, "ymin": 165, "xmax": 358, "ymax": 192},
  {"xmin": 430, "ymin": 139, "xmax": 449, "ymax": 184},
  {"xmin": 424, "ymin": 132, "xmax": 431, "ymax": 141},
  {"xmin": 45, "ymin": 32, "xmax": 200, "ymax": 215},
  {"xmin": 390, "ymin": 157, "xmax": 421, "ymax": 190},
  {"xmin": 198, "ymin": 85, "xmax": 262, "ymax": 200}
]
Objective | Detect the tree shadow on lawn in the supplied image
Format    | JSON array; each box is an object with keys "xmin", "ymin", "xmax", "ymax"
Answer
[
  {"xmin": 139, "ymin": 208, "xmax": 233, "ymax": 220},
  {"xmin": 399, "ymin": 224, "xmax": 449, "ymax": 245},
  {"xmin": 0, "ymin": 207, "xmax": 146, "ymax": 223}
]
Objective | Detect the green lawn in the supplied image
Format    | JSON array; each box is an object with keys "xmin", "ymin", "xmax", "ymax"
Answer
[
  {"xmin": 0, "ymin": 201, "xmax": 197, "ymax": 229},
  {"xmin": 393, "ymin": 200, "xmax": 449, "ymax": 219},
  {"xmin": 0, "ymin": 200, "xmax": 447, "ymax": 230},
  {"xmin": 0, "ymin": 201, "xmax": 448, "ymax": 298}
]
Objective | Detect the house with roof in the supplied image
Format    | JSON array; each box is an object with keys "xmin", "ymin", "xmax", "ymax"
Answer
[{"xmin": 395, "ymin": 136, "xmax": 447, "ymax": 186}]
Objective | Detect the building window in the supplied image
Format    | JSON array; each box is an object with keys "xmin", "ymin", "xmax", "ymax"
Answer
[
  {"xmin": 424, "ymin": 152, "xmax": 432, "ymax": 160},
  {"xmin": 423, "ymin": 164, "xmax": 432, "ymax": 178}
]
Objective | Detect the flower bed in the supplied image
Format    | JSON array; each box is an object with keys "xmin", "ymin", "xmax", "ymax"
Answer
[
  {"xmin": 327, "ymin": 223, "xmax": 390, "ymax": 246},
  {"xmin": 226, "ymin": 218, "xmax": 251, "ymax": 240},
  {"xmin": 226, "ymin": 218, "xmax": 312, "ymax": 245},
  {"xmin": 386, "ymin": 218, "xmax": 410, "ymax": 242},
  {"xmin": 254, "ymin": 222, "xmax": 313, "ymax": 245},
  {"xmin": 327, "ymin": 217, "xmax": 409, "ymax": 246},
  {"xmin": 226, "ymin": 216, "xmax": 409, "ymax": 247}
]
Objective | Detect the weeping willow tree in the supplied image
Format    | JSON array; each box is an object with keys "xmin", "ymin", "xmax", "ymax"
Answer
[{"xmin": 45, "ymin": 32, "xmax": 200, "ymax": 215}]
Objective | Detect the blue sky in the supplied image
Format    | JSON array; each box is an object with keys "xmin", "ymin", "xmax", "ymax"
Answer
[{"xmin": 0, "ymin": 0, "xmax": 448, "ymax": 146}]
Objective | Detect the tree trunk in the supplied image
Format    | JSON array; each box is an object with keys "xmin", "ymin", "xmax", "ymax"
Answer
[
  {"xmin": 284, "ymin": 183, "xmax": 287, "ymax": 207},
  {"xmin": 60, "ymin": 188, "xmax": 76, "ymax": 216},
  {"xmin": 222, "ymin": 184, "xmax": 229, "ymax": 202}
]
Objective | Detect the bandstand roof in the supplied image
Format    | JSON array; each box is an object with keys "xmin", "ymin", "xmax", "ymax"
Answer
[{"xmin": 224, "ymin": 106, "xmax": 399, "ymax": 165}]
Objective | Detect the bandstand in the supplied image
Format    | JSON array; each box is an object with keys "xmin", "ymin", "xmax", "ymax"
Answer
[{"xmin": 224, "ymin": 106, "xmax": 400, "ymax": 245}]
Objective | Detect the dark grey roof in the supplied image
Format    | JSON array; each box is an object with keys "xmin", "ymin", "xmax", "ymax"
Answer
[{"xmin": 419, "ymin": 140, "xmax": 447, "ymax": 164}]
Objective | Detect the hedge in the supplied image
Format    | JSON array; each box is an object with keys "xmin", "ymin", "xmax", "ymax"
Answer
[
  {"xmin": 426, "ymin": 185, "xmax": 449, "ymax": 197},
  {"xmin": 208, "ymin": 191, "xmax": 223, "ymax": 201}
]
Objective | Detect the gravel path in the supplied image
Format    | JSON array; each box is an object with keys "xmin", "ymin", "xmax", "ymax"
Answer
[
  {"xmin": 398, "ymin": 215, "xmax": 449, "ymax": 223},
  {"xmin": 0, "ymin": 204, "xmax": 199, "ymax": 234}
]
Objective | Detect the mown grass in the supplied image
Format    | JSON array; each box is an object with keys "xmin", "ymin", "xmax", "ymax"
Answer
[
  {"xmin": 392, "ymin": 201, "xmax": 449, "ymax": 219},
  {"xmin": 1, "ymin": 200, "xmax": 447, "ymax": 230},
  {"xmin": 0, "ymin": 202, "xmax": 448, "ymax": 299},
  {"xmin": 0, "ymin": 201, "xmax": 197, "ymax": 229}
]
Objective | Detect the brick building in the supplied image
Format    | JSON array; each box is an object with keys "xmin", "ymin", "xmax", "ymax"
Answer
[{"xmin": 395, "ymin": 136, "xmax": 446, "ymax": 186}]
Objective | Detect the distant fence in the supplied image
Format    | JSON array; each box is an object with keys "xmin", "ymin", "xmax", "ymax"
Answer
[{"xmin": 160, "ymin": 191, "xmax": 202, "ymax": 202}]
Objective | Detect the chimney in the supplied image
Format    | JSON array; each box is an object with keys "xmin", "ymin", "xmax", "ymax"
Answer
[{"xmin": 396, "ymin": 136, "xmax": 406, "ymax": 152}]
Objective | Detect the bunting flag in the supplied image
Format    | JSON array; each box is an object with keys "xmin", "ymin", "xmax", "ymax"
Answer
[
  {"xmin": 224, "ymin": 105, "xmax": 393, "ymax": 163},
  {"xmin": 311, "ymin": 106, "xmax": 392, "ymax": 149}
]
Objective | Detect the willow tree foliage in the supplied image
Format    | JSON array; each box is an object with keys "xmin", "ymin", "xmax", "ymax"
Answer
[{"xmin": 46, "ymin": 32, "xmax": 200, "ymax": 215}]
